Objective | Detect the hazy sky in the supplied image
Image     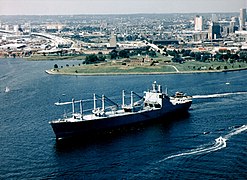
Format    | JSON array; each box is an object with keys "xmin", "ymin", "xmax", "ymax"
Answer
[{"xmin": 0, "ymin": 0, "xmax": 246, "ymax": 15}]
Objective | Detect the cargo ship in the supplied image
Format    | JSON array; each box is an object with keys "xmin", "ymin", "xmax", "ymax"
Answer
[{"xmin": 50, "ymin": 81, "xmax": 192, "ymax": 140}]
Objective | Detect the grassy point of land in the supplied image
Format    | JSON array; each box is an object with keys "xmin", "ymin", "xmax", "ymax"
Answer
[
  {"xmin": 46, "ymin": 57, "xmax": 247, "ymax": 76},
  {"xmin": 21, "ymin": 53, "xmax": 247, "ymax": 75}
]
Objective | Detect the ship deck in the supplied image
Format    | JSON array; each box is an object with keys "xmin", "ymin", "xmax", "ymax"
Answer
[{"xmin": 51, "ymin": 106, "xmax": 159, "ymax": 124}]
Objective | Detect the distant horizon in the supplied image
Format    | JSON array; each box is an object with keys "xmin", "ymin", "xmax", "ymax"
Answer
[
  {"xmin": 0, "ymin": 12, "xmax": 241, "ymax": 16},
  {"xmin": 0, "ymin": 0, "xmax": 246, "ymax": 16}
]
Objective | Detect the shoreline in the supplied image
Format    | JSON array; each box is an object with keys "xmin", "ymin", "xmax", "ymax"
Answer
[{"xmin": 45, "ymin": 67, "xmax": 247, "ymax": 76}]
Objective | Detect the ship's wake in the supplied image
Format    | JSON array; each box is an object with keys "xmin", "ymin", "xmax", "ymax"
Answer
[
  {"xmin": 192, "ymin": 92, "xmax": 247, "ymax": 99},
  {"xmin": 224, "ymin": 124, "xmax": 247, "ymax": 139},
  {"xmin": 159, "ymin": 137, "xmax": 226, "ymax": 162},
  {"xmin": 159, "ymin": 125, "xmax": 247, "ymax": 162}
]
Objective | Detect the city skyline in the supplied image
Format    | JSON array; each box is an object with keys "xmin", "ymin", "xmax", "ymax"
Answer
[{"xmin": 0, "ymin": 0, "xmax": 246, "ymax": 15}]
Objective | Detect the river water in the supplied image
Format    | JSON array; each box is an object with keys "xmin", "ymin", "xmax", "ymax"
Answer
[{"xmin": 0, "ymin": 58, "xmax": 246, "ymax": 179}]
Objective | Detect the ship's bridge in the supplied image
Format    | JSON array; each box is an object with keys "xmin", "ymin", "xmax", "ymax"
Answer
[{"xmin": 143, "ymin": 81, "xmax": 164, "ymax": 108}]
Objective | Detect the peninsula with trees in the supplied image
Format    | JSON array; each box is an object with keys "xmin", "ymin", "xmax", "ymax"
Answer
[{"xmin": 46, "ymin": 46, "xmax": 247, "ymax": 75}]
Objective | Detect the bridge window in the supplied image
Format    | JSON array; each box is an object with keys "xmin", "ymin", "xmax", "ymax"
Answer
[{"xmin": 154, "ymin": 104, "xmax": 161, "ymax": 108}]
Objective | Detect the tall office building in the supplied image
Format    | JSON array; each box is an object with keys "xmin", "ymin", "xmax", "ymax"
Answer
[
  {"xmin": 194, "ymin": 15, "xmax": 204, "ymax": 31},
  {"xmin": 229, "ymin": 17, "xmax": 239, "ymax": 33},
  {"xmin": 231, "ymin": 16, "xmax": 239, "ymax": 26},
  {"xmin": 5, "ymin": 25, "xmax": 9, "ymax": 31},
  {"xmin": 240, "ymin": 8, "xmax": 246, "ymax": 30},
  {"xmin": 13, "ymin": 25, "xmax": 20, "ymax": 32},
  {"xmin": 208, "ymin": 22, "xmax": 221, "ymax": 40},
  {"xmin": 212, "ymin": 14, "xmax": 218, "ymax": 22},
  {"xmin": 109, "ymin": 31, "xmax": 117, "ymax": 49}
]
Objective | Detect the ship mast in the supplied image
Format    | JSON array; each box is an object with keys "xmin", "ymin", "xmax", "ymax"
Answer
[
  {"xmin": 102, "ymin": 95, "xmax": 105, "ymax": 112},
  {"xmin": 131, "ymin": 91, "xmax": 133, "ymax": 108},
  {"xmin": 122, "ymin": 90, "xmax": 125, "ymax": 107},
  {"xmin": 93, "ymin": 94, "xmax": 97, "ymax": 110},
  {"xmin": 79, "ymin": 100, "xmax": 83, "ymax": 115},
  {"xmin": 72, "ymin": 98, "xmax": 75, "ymax": 113}
]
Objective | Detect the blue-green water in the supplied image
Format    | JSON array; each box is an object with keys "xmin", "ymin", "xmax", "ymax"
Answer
[{"xmin": 0, "ymin": 58, "xmax": 246, "ymax": 179}]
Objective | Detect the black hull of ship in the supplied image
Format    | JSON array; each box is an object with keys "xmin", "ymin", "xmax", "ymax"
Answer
[{"xmin": 50, "ymin": 102, "xmax": 192, "ymax": 140}]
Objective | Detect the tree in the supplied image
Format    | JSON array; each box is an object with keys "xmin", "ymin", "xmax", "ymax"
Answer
[
  {"xmin": 85, "ymin": 54, "xmax": 99, "ymax": 64},
  {"xmin": 216, "ymin": 66, "xmax": 221, "ymax": 70},
  {"xmin": 239, "ymin": 51, "xmax": 247, "ymax": 62},
  {"xmin": 229, "ymin": 53, "xmax": 239, "ymax": 61},
  {"xmin": 201, "ymin": 53, "xmax": 211, "ymax": 62},
  {"xmin": 223, "ymin": 54, "xmax": 230, "ymax": 61},
  {"xmin": 180, "ymin": 49, "xmax": 185, "ymax": 55},
  {"xmin": 214, "ymin": 53, "xmax": 224, "ymax": 61},
  {"xmin": 172, "ymin": 56, "xmax": 184, "ymax": 63},
  {"xmin": 109, "ymin": 50, "xmax": 118, "ymax": 59},
  {"xmin": 194, "ymin": 52, "xmax": 202, "ymax": 61},
  {"xmin": 189, "ymin": 51, "xmax": 195, "ymax": 58},
  {"xmin": 167, "ymin": 50, "xmax": 178, "ymax": 57},
  {"xmin": 98, "ymin": 55, "xmax": 106, "ymax": 62},
  {"xmin": 148, "ymin": 50, "xmax": 157, "ymax": 57},
  {"xmin": 54, "ymin": 64, "xmax": 58, "ymax": 69},
  {"xmin": 182, "ymin": 49, "xmax": 191, "ymax": 57},
  {"xmin": 119, "ymin": 50, "xmax": 130, "ymax": 58}
]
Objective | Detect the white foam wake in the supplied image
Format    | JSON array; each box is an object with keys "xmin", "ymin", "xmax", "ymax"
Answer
[
  {"xmin": 159, "ymin": 125, "xmax": 247, "ymax": 162},
  {"xmin": 224, "ymin": 125, "xmax": 247, "ymax": 140},
  {"xmin": 159, "ymin": 137, "xmax": 226, "ymax": 162},
  {"xmin": 192, "ymin": 92, "xmax": 247, "ymax": 99}
]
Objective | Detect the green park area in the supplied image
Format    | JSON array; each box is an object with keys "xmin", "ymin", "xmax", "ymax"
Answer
[
  {"xmin": 46, "ymin": 57, "xmax": 247, "ymax": 75},
  {"xmin": 24, "ymin": 48, "xmax": 247, "ymax": 75}
]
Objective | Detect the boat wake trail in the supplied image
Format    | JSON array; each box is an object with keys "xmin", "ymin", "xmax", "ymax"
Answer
[
  {"xmin": 159, "ymin": 125, "xmax": 247, "ymax": 162},
  {"xmin": 192, "ymin": 92, "xmax": 247, "ymax": 99},
  {"xmin": 224, "ymin": 125, "xmax": 247, "ymax": 140},
  {"xmin": 159, "ymin": 137, "xmax": 226, "ymax": 162}
]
